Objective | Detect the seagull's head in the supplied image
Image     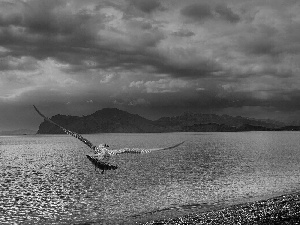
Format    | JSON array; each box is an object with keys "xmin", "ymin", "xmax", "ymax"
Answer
[
  {"xmin": 98, "ymin": 144, "xmax": 104, "ymax": 148},
  {"xmin": 98, "ymin": 144, "xmax": 109, "ymax": 148}
]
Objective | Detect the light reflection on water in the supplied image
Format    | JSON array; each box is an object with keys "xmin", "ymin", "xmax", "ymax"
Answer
[{"xmin": 1, "ymin": 132, "xmax": 300, "ymax": 224}]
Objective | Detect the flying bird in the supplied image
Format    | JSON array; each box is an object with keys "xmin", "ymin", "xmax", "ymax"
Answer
[{"xmin": 33, "ymin": 105, "xmax": 184, "ymax": 174}]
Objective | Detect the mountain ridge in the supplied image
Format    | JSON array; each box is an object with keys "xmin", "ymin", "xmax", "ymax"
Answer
[{"xmin": 36, "ymin": 108, "xmax": 295, "ymax": 134}]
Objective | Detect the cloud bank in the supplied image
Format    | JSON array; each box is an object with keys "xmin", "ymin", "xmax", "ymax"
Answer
[{"xmin": 0, "ymin": 0, "xmax": 300, "ymax": 129}]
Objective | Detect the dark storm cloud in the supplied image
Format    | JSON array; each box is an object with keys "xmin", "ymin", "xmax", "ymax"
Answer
[
  {"xmin": 181, "ymin": 3, "xmax": 240, "ymax": 23},
  {"xmin": 0, "ymin": 0, "xmax": 74, "ymax": 35},
  {"xmin": 243, "ymin": 38, "xmax": 276, "ymax": 55},
  {"xmin": 181, "ymin": 3, "xmax": 213, "ymax": 22},
  {"xmin": 215, "ymin": 4, "xmax": 240, "ymax": 23},
  {"xmin": 0, "ymin": 13, "xmax": 22, "ymax": 27},
  {"xmin": 23, "ymin": 0, "xmax": 69, "ymax": 34},
  {"xmin": 152, "ymin": 57, "xmax": 222, "ymax": 78},
  {"xmin": 127, "ymin": 19, "xmax": 153, "ymax": 30},
  {"xmin": 0, "ymin": 56, "xmax": 37, "ymax": 71},
  {"xmin": 1, "ymin": 0, "xmax": 300, "ymax": 129},
  {"xmin": 78, "ymin": 45, "xmax": 223, "ymax": 79},
  {"xmin": 237, "ymin": 25, "xmax": 279, "ymax": 56},
  {"xmin": 0, "ymin": 1, "xmax": 102, "ymax": 45},
  {"xmin": 128, "ymin": 0, "xmax": 162, "ymax": 13},
  {"xmin": 172, "ymin": 30, "xmax": 195, "ymax": 37},
  {"xmin": 0, "ymin": 0, "xmax": 218, "ymax": 80},
  {"xmin": 0, "ymin": 25, "xmax": 94, "ymax": 64},
  {"xmin": 0, "ymin": 0, "xmax": 295, "ymax": 80},
  {"xmin": 58, "ymin": 28, "xmax": 166, "ymax": 74},
  {"xmin": 0, "ymin": 0, "xmax": 168, "ymax": 75}
]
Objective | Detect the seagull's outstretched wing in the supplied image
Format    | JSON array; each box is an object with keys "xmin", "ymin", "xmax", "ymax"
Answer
[
  {"xmin": 107, "ymin": 141, "xmax": 185, "ymax": 156},
  {"xmin": 33, "ymin": 105, "xmax": 97, "ymax": 151}
]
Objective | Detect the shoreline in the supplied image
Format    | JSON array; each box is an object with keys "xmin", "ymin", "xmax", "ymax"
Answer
[{"xmin": 142, "ymin": 192, "xmax": 300, "ymax": 224}]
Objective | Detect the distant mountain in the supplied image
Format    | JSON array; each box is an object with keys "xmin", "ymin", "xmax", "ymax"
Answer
[
  {"xmin": 278, "ymin": 126, "xmax": 300, "ymax": 131},
  {"xmin": 0, "ymin": 129, "xmax": 36, "ymax": 135},
  {"xmin": 36, "ymin": 108, "xmax": 292, "ymax": 134},
  {"xmin": 154, "ymin": 112, "xmax": 285, "ymax": 132},
  {"xmin": 37, "ymin": 108, "xmax": 163, "ymax": 134}
]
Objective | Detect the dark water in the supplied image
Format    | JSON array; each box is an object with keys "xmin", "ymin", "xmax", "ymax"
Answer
[{"xmin": 1, "ymin": 132, "xmax": 300, "ymax": 224}]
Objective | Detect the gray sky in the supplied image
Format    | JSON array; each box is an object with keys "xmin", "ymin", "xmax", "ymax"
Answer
[{"xmin": 0, "ymin": 0, "xmax": 300, "ymax": 130}]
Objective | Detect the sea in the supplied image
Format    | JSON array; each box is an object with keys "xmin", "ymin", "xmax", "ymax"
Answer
[{"xmin": 1, "ymin": 132, "xmax": 300, "ymax": 224}]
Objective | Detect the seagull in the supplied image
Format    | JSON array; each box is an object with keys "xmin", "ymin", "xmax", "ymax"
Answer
[{"xmin": 33, "ymin": 105, "xmax": 185, "ymax": 174}]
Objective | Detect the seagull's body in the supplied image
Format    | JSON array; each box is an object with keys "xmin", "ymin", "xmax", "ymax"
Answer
[{"xmin": 33, "ymin": 105, "xmax": 184, "ymax": 174}]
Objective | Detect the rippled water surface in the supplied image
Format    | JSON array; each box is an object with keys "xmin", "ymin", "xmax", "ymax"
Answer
[{"xmin": 1, "ymin": 132, "xmax": 300, "ymax": 224}]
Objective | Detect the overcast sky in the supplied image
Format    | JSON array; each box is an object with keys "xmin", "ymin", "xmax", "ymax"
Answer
[{"xmin": 0, "ymin": 0, "xmax": 300, "ymax": 130}]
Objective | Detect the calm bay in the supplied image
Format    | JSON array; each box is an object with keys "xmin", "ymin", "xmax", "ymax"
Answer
[{"xmin": 1, "ymin": 132, "xmax": 300, "ymax": 224}]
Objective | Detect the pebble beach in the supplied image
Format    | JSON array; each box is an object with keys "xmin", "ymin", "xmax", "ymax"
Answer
[{"xmin": 143, "ymin": 192, "xmax": 300, "ymax": 225}]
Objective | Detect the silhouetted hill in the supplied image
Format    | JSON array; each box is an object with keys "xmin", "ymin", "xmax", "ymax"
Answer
[
  {"xmin": 278, "ymin": 126, "xmax": 300, "ymax": 131},
  {"xmin": 155, "ymin": 112, "xmax": 284, "ymax": 131},
  {"xmin": 156, "ymin": 112, "xmax": 217, "ymax": 128},
  {"xmin": 37, "ymin": 108, "xmax": 163, "ymax": 134},
  {"xmin": 37, "ymin": 108, "xmax": 290, "ymax": 134}
]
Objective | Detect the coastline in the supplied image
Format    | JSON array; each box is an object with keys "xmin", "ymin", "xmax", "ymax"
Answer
[{"xmin": 142, "ymin": 192, "xmax": 300, "ymax": 225}]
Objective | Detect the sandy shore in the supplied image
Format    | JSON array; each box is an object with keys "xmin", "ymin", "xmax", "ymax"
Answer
[{"xmin": 142, "ymin": 192, "xmax": 300, "ymax": 224}]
